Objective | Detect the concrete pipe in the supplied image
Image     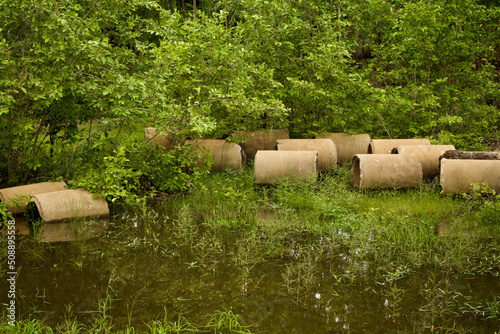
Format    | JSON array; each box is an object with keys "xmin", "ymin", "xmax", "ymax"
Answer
[
  {"xmin": 440, "ymin": 159, "xmax": 500, "ymax": 195},
  {"xmin": 254, "ymin": 150, "xmax": 318, "ymax": 185},
  {"xmin": 145, "ymin": 127, "xmax": 174, "ymax": 150},
  {"xmin": 316, "ymin": 133, "xmax": 371, "ymax": 163},
  {"xmin": 0, "ymin": 181, "xmax": 67, "ymax": 214},
  {"xmin": 184, "ymin": 139, "xmax": 246, "ymax": 171},
  {"xmin": 276, "ymin": 139, "xmax": 337, "ymax": 172},
  {"xmin": 393, "ymin": 145, "xmax": 455, "ymax": 178},
  {"xmin": 368, "ymin": 139, "xmax": 431, "ymax": 154},
  {"xmin": 30, "ymin": 189, "xmax": 109, "ymax": 223},
  {"xmin": 232, "ymin": 129, "xmax": 289, "ymax": 159},
  {"xmin": 351, "ymin": 154, "xmax": 423, "ymax": 190}
]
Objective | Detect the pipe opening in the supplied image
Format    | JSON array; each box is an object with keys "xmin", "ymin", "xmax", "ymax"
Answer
[
  {"xmin": 351, "ymin": 155, "xmax": 361, "ymax": 190},
  {"xmin": 367, "ymin": 143, "xmax": 374, "ymax": 154}
]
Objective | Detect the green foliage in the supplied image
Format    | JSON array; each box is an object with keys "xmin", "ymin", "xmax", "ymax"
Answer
[
  {"xmin": 0, "ymin": 0, "xmax": 161, "ymax": 184},
  {"xmin": 72, "ymin": 147, "xmax": 144, "ymax": 204},
  {"xmin": 71, "ymin": 141, "xmax": 210, "ymax": 204},
  {"xmin": 348, "ymin": 0, "xmax": 500, "ymax": 146},
  {"xmin": 204, "ymin": 310, "xmax": 252, "ymax": 333},
  {"xmin": 461, "ymin": 183, "xmax": 500, "ymax": 209},
  {"xmin": 143, "ymin": 9, "xmax": 287, "ymax": 138},
  {"xmin": 460, "ymin": 183, "xmax": 500, "ymax": 224},
  {"xmin": 0, "ymin": 201, "xmax": 14, "ymax": 226},
  {"xmin": 225, "ymin": 0, "xmax": 376, "ymax": 137},
  {"xmin": 126, "ymin": 142, "xmax": 211, "ymax": 194}
]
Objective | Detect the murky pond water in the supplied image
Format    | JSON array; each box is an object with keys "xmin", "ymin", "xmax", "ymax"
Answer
[{"xmin": 1, "ymin": 204, "xmax": 499, "ymax": 333}]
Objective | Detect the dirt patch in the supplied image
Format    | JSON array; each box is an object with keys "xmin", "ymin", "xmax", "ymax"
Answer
[{"xmin": 439, "ymin": 150, "xmax": 500, "ymax": 161}]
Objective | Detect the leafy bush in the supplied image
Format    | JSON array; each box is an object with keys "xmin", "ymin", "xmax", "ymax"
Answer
[{"xmin": 71, "ymin": 142, "xmax": 210, "ymax": 204}]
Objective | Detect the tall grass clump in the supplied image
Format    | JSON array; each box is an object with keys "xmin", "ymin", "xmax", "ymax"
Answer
[{"xmin": 167, "ymin": 168, "xmax": 259, "ymax": 227}]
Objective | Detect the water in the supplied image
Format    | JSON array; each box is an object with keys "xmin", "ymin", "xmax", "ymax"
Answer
[{"xmin": 1, "ymin": 206, "xmax": 499, "ymax": 333}]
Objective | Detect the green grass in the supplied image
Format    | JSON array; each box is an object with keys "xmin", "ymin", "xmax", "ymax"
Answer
[{"xmin": 1, "ymin": 310, "xmax": 252, "ymax": 334}]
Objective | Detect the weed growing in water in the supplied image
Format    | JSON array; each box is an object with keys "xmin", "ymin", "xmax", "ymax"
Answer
[
  {"xmin": 203, "ymin": 310, "xmax": 252, "ymax": 333},
  {"xmin": 171, "ymin": 203, "xmax": 199, "ymax": 249},
  {"xmin": 88, "ymin": 279, "xmax": 115, "ymax": 333},
  {"xmin": 281, "ymin": 246, "xmax": 318, "ymax": 305},
  {"xmin": 147, "ymin": 312, "xmax": 197, "ymax": 333}
]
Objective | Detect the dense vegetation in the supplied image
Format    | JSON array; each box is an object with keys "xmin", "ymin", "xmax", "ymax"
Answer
[{"xmin": 1, "ymin": 0, "xmax": 499, "ymax": 197}]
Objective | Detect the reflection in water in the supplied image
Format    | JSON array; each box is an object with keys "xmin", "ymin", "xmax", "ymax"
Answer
[
  {"xmin": 34, "ymin": 219, "xmax": 109, "ymax": 242},
  {"xmin": 1, "ymin": 216, "xmax": 108, "ymax": 242},
  {"xmin": 1, "ymin": 216, "xmax": 30, "ymax": 235}
]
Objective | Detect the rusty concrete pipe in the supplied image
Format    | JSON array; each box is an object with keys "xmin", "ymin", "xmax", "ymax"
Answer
[
  {"xmin": 184, "ymin": 139, "xmax": 246, "ymax": 170},
  {"xmin": 145, "ymin": 127, "xmax": 174, "ymax": 150},
  {"xmin": 30, "ymin": 188, "xmax": 109, "ymax": 223}
]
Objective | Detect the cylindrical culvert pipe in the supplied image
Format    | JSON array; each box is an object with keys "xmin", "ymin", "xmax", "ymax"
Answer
[
  {"xmin": 0, "ymin": 182, "xmax": 67, "ymax": 214},
  {"xmin": 145, "ymin": 127, "xmax": 174, "ymax": 150},
  {"xmin": 254, "ymin": 150, "xmax": 318, "ymax": 185},
  {"xmin": 30, "ymin": 188, "xmax": 109, "ymax": 223},
  {"xmin": 440, "ymin": 159, "xmax": 500, "ymax": 195},
  {"xmin": 351, "ymin": 154, "xmax": 423, "ymax": 190},
  {"xmin": 184, "ymin": 139, "xmax": 246, "ymax": 170},
  {"xmin": 393, "ymin": 145, "xmax": 455, "ymax": 178},
  {"xmin": 368, "ymin": 139, "xmax": 431, "ymax": 154},
  {"xmin": 316, "ymin": 133, "xmax": 371, "ymax": 163},
  {"xmin": 276, "ymin": 139, "xmax": 337, "ymax": 172},
  {"xmin": 232, "ymin": 129, "xmax": 289, "ymax": 159}
]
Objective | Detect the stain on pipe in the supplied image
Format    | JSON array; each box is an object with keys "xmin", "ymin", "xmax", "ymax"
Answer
[{"xmin": 440, "ymin": 150, "xmax": 500, "ymax": 161}]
